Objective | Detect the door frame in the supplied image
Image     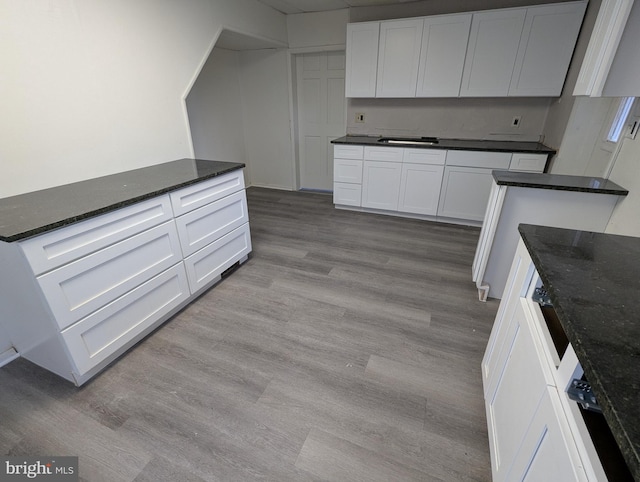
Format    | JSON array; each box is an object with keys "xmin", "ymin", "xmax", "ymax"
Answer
[{"xmin": 287, "ymin": 45, "xmax": 346, "ymax": 191}]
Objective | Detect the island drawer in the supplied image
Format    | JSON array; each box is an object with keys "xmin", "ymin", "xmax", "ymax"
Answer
[
  {"xmin": 62, "ymin": 263, "xmax": 190, "ymax": 376},
  {"xmin": 183, "ymin": 223, "xmax": 252, "ymax": 294},
  {"xmin": 37, "ymin": 221, "xmax": 183, "ymax": 330},
  {"xmin": 170, "ymin": 170, "xmax": 245, "ymax": 217},
  {"xmin": 20, "ymin": 196, "xmax": 174, "ymax": 275},
  {"xmin": 174, "ymin": 190, "xmax": 249, "ymax": 258}
]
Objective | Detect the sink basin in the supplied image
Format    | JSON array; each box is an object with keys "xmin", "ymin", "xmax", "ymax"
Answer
[{"xmin": 377, "ymin": 137, "xmax": 439, "ymax": 145}]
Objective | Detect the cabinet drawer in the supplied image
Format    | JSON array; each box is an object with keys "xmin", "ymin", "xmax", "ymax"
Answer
[
  {"xmin": 334, "ymin": 159, "xmax": 363, "ymax": 184},
  {"xmin": 184, "ymin": 223, "xmax": 252, "ymax": 294},
  {"xmin": 20, "ymin": 196, "xmax": 173, "ymax": 275},
  {"xmin": 62, "ymin": 263, "xmax": 190, "ymax": 376},
  {"xmin": 38, "ymin": 221, "xmax": 183, "ymax": 330},
  {"xmin": 334, "ymin": 145, "xmax": 364, "ymax": 160},
  {"xmin": 175, "ymin": 190, "xmax": 249, "ymax": 258},
  {"xmin": 446, "ymin": 150, "xmax": 511, "ymax": 169},
  {"xmin": 509, "ymin": 153, "xmax": 547, "ymax": 172},
  {"xmin": 333, "ymin": 183, "xmax": 362, "ymax": 207},
  {"xmin": 170, "ymin": 170, "xmax": 245, "ymax": 217},
  {"xmin": 402, "ymin": 148, "xmax": 446, "ymax": 165},
  {"xmin": 364, "ymin": 146, "xmax": 404, "ymax": 162}
]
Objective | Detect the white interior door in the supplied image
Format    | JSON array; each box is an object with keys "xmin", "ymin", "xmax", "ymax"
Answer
[{"xmin": 296, "ymin": 51, "xmax": 346, "ymax": 191}]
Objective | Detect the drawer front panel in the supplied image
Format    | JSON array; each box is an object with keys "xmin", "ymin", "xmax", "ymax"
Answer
[
  {"xmin": 175, "ymin": 190, "xmax": 249, "ymax": 258},
  {"xmin": 364, "ymin": 146, "xmax": 404, "ymax": 162},
  {"xmin": 334, "ymin": 159, "xmax": 363, "ymax": 184},
  {"xmin": 402, "ymin": 148, "xmax": 446, "ymax": 165},
  {"xmin": 446, "ymin": 150, "xmax": 511, "ymax": 169},
  {"xmin": 62, "ymin": 263, "xmax": 190, "ymax": 375},
  {"xmin": 333, "ymin": 183, "xmax": 362, "ymax": 206},
  {"xmin": 334, "ymin": 145, "xmax": 364, "ymax": 160},
  {"xmin": 39, "ymin": 221, "xmax": 183, "ymax": 330},
  {"xmin": 184, "ymin": 223, "xmax": 252, "ymax": 294},
  {"xmin": 170, "ymin": 170, "xmax": 245, "ymax": 217},
  {"xmin": 20, "ymin": 196, "xmax": 173, "ymax": 276},
  {"xmin": 509, "ymin": 153, "xmax": 547, "ymax": 172}
]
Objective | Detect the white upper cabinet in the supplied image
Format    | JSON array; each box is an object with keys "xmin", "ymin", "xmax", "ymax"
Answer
[
  {"xmin": 376, "ymin": 18, "xmax": 424, "ymax": 97},
  {"xmin": 509, "ymin": 1, "xmax": 588, "ymax": 96},
  {"xmin": 345, "ymin": 22, "xmax": 380, "ymax": 97},
  {"xmin": 460, "ymin": 8, "xmax": 527, "ymax": 97},
  {"xmin": 416, "ymin": 14, "xmax": 472, "ymax": 97},
  {"xmin": 574, "ymin": 0, "xmax": 634, "ymax": 97}
]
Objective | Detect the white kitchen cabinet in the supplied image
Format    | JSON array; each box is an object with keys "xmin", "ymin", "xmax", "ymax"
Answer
[
  {"xmin": 333, "ymin": 145, "xmax": 364, "ymax": 207},
  {"xmin": 509, "ymin": 2, "xmax": 588, "ymax": 96},
  {"xmin": 460, "ymin": 8, "xmax": 527, "ymax": 97},
  {"xmin": 509, "ymin": 152, "xmax": 548, "ymax": 172},
  {"xmin": 574, "ymin": 0, "xmax": 634, "ymax": 96},
  {"xmin": 345, "ymin": 22, "xmax": 380, "ymax": 97},
  {"xmin": 398, "ymin": 163, "xmax": 444, "ymax": 215},
  {"xmin": 483, "ymin": 239, "xmax": 606, "ymax": 481},
  {"xmin": 376, "ymin": 18, "xmax": 424, "ymax": 97},
  {"xmin": 334, "ymin": 159, "xmax": 363, "ymax": 184},
  {"xmin": 1, "ymin": 168, "xmax": 251, "ymax": 385},
  {"xmin": 362, "ymin": 161, "xmax": 402, "ymax": 210},
  {"xmin": 416, "ymin": 13, "xmax": 472, "ymax": 97},
  {"xmin": 333, "ymin": 182, "xmax": 362, "ymax": 207},
  {"xmin": 438, "ymin": 167, "xmax": 497, "ymax": 221}
]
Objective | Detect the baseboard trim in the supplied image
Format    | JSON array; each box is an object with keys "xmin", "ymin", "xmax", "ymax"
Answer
[{"xmin": 0, "ymin": 348, "xmax": 19, "ymax": 367}]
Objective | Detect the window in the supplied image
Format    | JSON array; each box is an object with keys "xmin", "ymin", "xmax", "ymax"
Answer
[{"xmin": 606, "ymin": 97, "xmax": 635, "ymax": 143}]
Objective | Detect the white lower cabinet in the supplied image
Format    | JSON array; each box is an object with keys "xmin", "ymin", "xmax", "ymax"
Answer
[
  {"xmin": 483, "ymin": 239, "xmax": 605, "ymax": 481},
  {"xmin": 62, "ymin": 264, "xmax": 190, "ymax": 376},
  {"xmin": 2, "ymin": 169, "xmax": 251, "ymax": 385},
  {"xmin": 362, "ymin": 160, "xmax": 402, "ymax": 210},
  {"xmin": 333, "ymin": 182, "xmax": 362, "ymax": 206},
  {"xmin": 183, "ymin": 223, "xmax": 252, "ymax": 294},
  {"xmin": 398, "ymin": 163, "xmax": 444, "ymax": 215},
  {"xmin": 438, "ymin": 166, "xmax": 496, "ymax": 221}
]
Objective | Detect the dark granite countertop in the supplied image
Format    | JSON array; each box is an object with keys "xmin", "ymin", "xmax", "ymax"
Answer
[
  {"xmin": 518, "ymin": 224, "xmax": 640, "ymax": 480},
  {"xmin": 493, "ymin": 170, "xmax": 629, "ymax": 195},
  {"xmin": 332, "ymin": 135, "xmax": 556, "ymax": 155},
  {"xmin": 0, "ymin": 159, "xmax": 245, "ymax": 242}
]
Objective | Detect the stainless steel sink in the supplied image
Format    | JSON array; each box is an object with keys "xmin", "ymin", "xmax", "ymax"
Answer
[{"xmin": 377, "ymin": 137, "xmax": 439, "ymax": 145}]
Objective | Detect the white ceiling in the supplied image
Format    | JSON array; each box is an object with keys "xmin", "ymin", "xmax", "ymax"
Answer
[{"xmin": 258, "ymin": 0, "xmax": 419, "ymax": 14}]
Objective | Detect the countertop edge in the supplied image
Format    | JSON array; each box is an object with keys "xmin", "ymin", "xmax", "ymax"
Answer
[
  {"xmin": 517, "ymin": 224, "xmax": 640, "ymax": 481},
  {"xmin": 493, "ymin": 171, "xmax": 629, "ymax": 195},
  {"xmin": 0, "ymin": 162, "xmax": 245, "ymax": 243}
]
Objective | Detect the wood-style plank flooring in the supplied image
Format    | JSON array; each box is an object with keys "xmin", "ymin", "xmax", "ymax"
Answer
[{"xmin": 0, "ymin": 187, "xmax": 500, "ymax": 481}]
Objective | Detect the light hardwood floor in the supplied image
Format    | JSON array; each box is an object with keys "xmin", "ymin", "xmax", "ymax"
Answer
[{"xmin": 0, "ymin": 187, "xmax": 500, "ymax": 481}]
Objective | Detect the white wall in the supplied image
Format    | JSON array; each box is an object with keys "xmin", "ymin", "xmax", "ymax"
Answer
[
  {"xmin": 240, "ymin": 50, "xmax": 295, "ymax": 190},
  {"xmin": 287, "ymin": 9, "xmax": 348, "ymax": 49},
  {"xmin": 0, "ymin": 323, "xmax": 12, "ymax": 357},
  {"xmin": 0, "ymin": 0, "xmax": 286, "ymax": 198},
  {"xmin": 347, "ymin": 97, "xmax": 549, "ymax": 141},
  {"xmin": 605, "ymin": 133, "xmax": 640, "ymax": 236},
  {"xmin": 186, "ymin": 48, "xmax": 247, "ymax": 165}
]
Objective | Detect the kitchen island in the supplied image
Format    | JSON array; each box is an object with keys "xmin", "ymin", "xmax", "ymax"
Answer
[
  {"xmin": 0, "ymin": 159, "xmax": 252, "ymax": 385},
  {"xmin": 483, "ymin": 224, "xmax": 639, "ymax": 481}
]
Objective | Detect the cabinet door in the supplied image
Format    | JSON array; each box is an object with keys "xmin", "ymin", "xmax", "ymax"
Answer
[
  {"xmin": 376, "ymin": 18, "xmax": 424, "ymax": 97},
  {"xmin": 362, "ymin": 161, "xmax": 402, "ymax": 210},
  {"xmin": 506, "ymin": 387, "xmax": 584, "ymax": 482},
  {"xmin": 486, "ymin": 298, "xmax": 552, "ymax": 482},
  {"xmin": 438, "ymin": 166, "xmax": 495, "ymax": 221},
  {"xmin": 416, "ymin": 14, "xmax": 472, "ymax": 97},
  {"xmin": 460, "ymin": 9, "xmax": 526, "ymax": 97},
  {"xmin": 333, "ymin": 182, "xmax": 362, "ymax": 207},
  {"xmin": 346, "ymin": 22, "xmax": 380, "ymax": 97},
  {"xmin": 398, "ymin": 163, "xmax": 444, "ymax": 215},
  {"xmin": 509, "ymin": 2, "xmax": 587, "ymax": 97}
]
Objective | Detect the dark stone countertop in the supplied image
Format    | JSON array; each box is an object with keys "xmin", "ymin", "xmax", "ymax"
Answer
[
  {"xmin": 492, "ymin": 170, "xmax": 629, "ymax": 195},
  {"xmin": 331, "ymin": 135, "xmax": 556, "ymax": 155},
  {"xmin": 0, "ymin": 159, "xmax": 245, "ymax": 242},
  {"xmin": 518, "ymin": 224, "xmax": 640, "ymax": 480}
]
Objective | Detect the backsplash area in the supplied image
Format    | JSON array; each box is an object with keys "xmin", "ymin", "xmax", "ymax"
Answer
[{"xmin": 347, "ymin": 96, "xmax": 551, "ymax": 142}]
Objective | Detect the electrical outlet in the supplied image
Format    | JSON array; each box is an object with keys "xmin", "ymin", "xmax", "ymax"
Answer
[
  {"xmin": 511, "ymin": 116, "xmax": 522, "ymax": 128},
  {"xmin": 355, "ymin": 113, "xmax": 365, "ymax": 123}
]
